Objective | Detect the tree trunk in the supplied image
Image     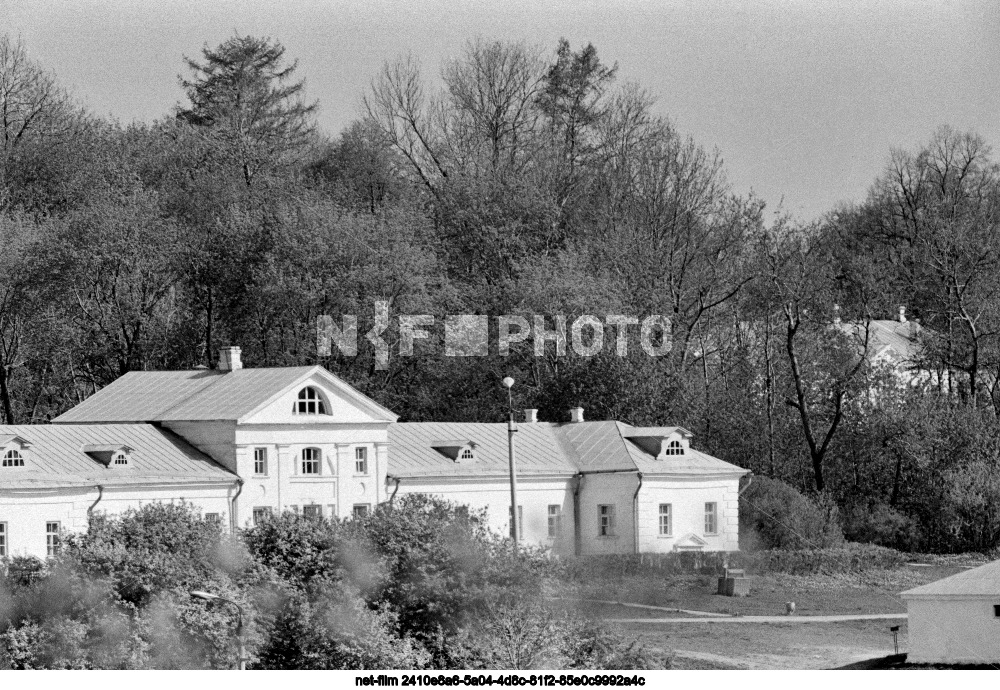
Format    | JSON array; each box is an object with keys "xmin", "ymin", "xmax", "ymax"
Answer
[{"xmin": 0, "ymin": 365, "xmax": 15, "ymax": 424}]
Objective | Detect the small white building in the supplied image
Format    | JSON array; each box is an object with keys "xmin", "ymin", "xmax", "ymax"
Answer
[
  {"xmin": 1, "ymin": 347, "xmax": 747, "ymax": 559},
  {"xmin": 389, "ymin": 412, "xmax": 746, "ymax": 556},
  {"xmin": 900, "ymin": 559, "xmax": 1000, "ymax": 665}
]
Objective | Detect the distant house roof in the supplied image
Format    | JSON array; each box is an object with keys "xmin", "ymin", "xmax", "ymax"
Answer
[
  {"xmin": 388, "ymin": 420, "xmax": 746, "ymax": 479},
  {"xmin": 834, "ymin": 318, "xmax": 927, "ymax": 365},
  {"xmin": 0, "ymin": 423, "xmax": 236, "ymax": 490},
  {"xmin": 53, "ymin": 365, "xmax": 397, "ymax": 424},
  {"xmin": 901, "ymin": 559, "xmax": 1000, "ymax": 599}
]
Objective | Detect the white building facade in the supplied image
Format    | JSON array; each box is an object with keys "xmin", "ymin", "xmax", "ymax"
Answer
[
  {"xmin": 901, "ymin": 559, "xmax": 1000, "ymax": 665},
  {"xmin": 0, "ymin": 348, "xmax": 746, "ymax": 559}
]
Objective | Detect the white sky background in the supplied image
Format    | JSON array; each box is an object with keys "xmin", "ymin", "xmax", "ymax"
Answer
[{"xmin": 2, "ymin": 0, "xmax": 998, "ymax": 221}]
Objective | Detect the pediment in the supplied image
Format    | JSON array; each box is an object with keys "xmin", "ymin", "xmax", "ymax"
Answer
[
  {"xmin": 240, "ymin": 370, "xmax": 397, "ymax": 425},
  {"xmin": 673, "ymin": 533, "xmax": 708, "ymax": 551}
]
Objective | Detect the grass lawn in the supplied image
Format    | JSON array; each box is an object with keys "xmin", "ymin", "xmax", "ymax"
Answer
[{"xmin": 550, "ymin": 560, "xmax": 982, "ymax": 669}]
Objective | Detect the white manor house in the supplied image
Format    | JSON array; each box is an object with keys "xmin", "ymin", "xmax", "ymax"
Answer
[{"xmin": 0, "ymin": 347, "xmax": 746, "ymax": 560}]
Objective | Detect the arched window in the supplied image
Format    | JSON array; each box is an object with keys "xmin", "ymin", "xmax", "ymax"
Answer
[
  {"xmin": 665, "ymin": 440, "xmax": 684, "ymax": 456},
  {"xmin": 112, "ymin": 451, "xmax": 129, "ymax": 466},
  {"xmin": 459, "ymin": 448, "xmax": 475, "ymax": 461},
  {"xmin": 2, "ymin": 450, "xmax": 24, "ymax": 467},
  {"xmin": 301, "ymin": 447, "xmax": 321, "ymax": 475},
  {"xmin": 294, "ymin": 387, "xmax": 329, "ymax": 415}
]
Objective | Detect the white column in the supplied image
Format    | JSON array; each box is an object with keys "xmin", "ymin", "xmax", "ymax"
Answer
[
  {"xmin": 374, "ymin": 442, "xmax": 390, "ymax": 504},
  {"xmin": 335, "ymin": 444, "xmax": 352, "ymax": 518}
]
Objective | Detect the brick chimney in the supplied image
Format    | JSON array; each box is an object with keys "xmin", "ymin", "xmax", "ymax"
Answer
[
  {"xmin": 898, "ymin": 305, "xmax": 907, "ymax": 323},
  {"xmin": 569, "ymin": 407, "xmax": 584, "ymax": 423},
  {"xmin": 524, "ymin": 409, "xmax": 538, "ymax": 423},
  {"xmin": 218, "ymin": 346, "xmax": 242, "ymax": 371}
]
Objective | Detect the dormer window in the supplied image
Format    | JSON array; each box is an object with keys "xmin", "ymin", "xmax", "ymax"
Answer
[
  {"xmin": 665, "ymin": 440, "xmax": 684, "ymax": 456},
  {"xmin": 82, "ymin": 444, "xmax": 134, "ymax": 467},
  {"xmin": 431, "ymin": 440, "xmax": 477, "ymax": 463},
  {"xmin": 294, "ymin": 386, "xmax": 329, "ymax": 415},
  {"xmin": 2, "ymin": 449, "xmax": 24, "ymax": 467}
]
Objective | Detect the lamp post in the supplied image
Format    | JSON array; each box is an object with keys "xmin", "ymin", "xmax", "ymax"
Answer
[
  {"xmin": 190, "ymin": 590, "xmax": 246, "ymax": 670},
  {"xmin": 502, "ymin": 376, "xmax": 520, "ymax": 554}
]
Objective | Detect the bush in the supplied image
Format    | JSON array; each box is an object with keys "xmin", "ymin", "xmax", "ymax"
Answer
[
  {"xmin": 739, "ymin": 477, "xmax": 844, "ymax": 550},
  {"xmin": 843, "ymin": 503, "xmax": 922, "ymax": 552}
]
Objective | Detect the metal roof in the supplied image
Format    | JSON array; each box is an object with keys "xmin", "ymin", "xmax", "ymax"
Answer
[
  {"xmin": 389, "ymin": 420, "xmax": 747, "ymax": 478},
  {"xmin": 0, "ymin": 423, "xmax": 236, "ymax": 490},
  {"xmin": 901, "ymin": 559, "xmax": 1000, "ymax": 599},
  {"xmin": 389, "ymin": 422, "xmax": 578, "ymax": 478},
  {"xmin": 835, "ymin": 319, "xmax": 926, "ymax": 363},
  {"xmin": 53, "ymin": 366, "xmax": 397, "ymax": 423}
]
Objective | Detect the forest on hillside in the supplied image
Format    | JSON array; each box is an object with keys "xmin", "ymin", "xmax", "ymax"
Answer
[{"xmin": 1, "ymin": 34, "xmax": 999, "ymax": 553}]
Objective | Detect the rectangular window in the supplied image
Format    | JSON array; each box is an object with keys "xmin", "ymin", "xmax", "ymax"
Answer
[
  {"xmin": 705, "ymin": 502, "xmax": 718, "ymax": 535},
  {"xmin": 353, "ymin": 504, "xmax": 370, "ymax": 519},
  {"xmin": 46, "ymin": 522, "xmax": 60, "ymax": 557},
  {"xmin": 253, "ymin": 448, "xmax": 268, "ymax": 475},
  {"xmin": 508, "ymin": 505, "xmax": 524, "ymax": 540},
  {"xmin": 658, "ymin": 504, "xmax": 673, "ymax": 536},
  {"xmin": 301, "ymin": 448, "xmax": 321, "ymax": 475},
  {"xmin": 0, "ymin": 522, "xmax": 6, "ymax": 557},
  {"xmin": 204, "ymin": 513, "xmax": 221, "ymax": 525},
  {"xmin": 355, "ymin": 447, "xmax": 368, "ymax": 475},
  {"xmin": 994, "ymin": 605, "xmax": 1000, "ymax": 618},
  {"xmin": 302, "ymin": 505, "xmax": 323, "ymax": 519},
  {"xmin": 598, "ymin": 505, "xmax": 615, "ymax": 537},
  {"xmin": 252, "ymin": 507, "xmax": 273, "ymax": 526},
  {"xmin": 547, "ymin": 505, "xmax": 561, "ymax": 539}
]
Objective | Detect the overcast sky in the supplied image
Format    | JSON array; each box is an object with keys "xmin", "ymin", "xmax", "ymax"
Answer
[{"xmin": 3, "ymin": 0, "xmax": 998, "ymax": 220}]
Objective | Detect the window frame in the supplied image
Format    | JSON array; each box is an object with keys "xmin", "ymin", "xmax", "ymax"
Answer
[
  {"xmin": 302, "ymin": 504, "xmax": 323, "ymax": 519},
  {"xmin": 0, "ymin": 522, "xmax": 6, "ymax": 557},
  {"xmin": 665, "ymin": 440, "xmax": 684, "ymax": 456},
  {"xmin": 598, "ymin": 504, "xmax": 615, "ymax": 537},
  {"xmin": 354, "ymin": 447, "xmax": 368, "ymax": 475},
  {"xmin": 253, "ymin": 447, "xmax": 268, "ymax": 476},
  {"xmin": 204, "ymin": 513, "xmax": 221, "ymax": 525},
  {"xmin": 46, "ymin": 521, "xmax": 60, "ymax": 557},
  {"xmin": 547, "ymin": 505, "xmax": 562, "ymax": 539},
  {"xmin": 294, "ymin": 386, "xmax": 329, "ymax": 415},
  {"xmin": 252, "ymin": 506, "xmax": 273, "ymax": 526},
  {"xmin": 658, "ymin": 503, "xmax": 673, "ymax": 536},
  {"xmin": 301, "ymin": 447, "xmax": 322, "ymax": 475},
  {"xmin": 112, "ymin": 451, "xmax": 129, "ymax": 466},
  {"xmin": 459, "ymin": 447, "xmax": 475, "ymax": 461},
  {"xmin": 704, "ymin": 502, "xmax": 718, "ymax": 535},
  {"xmin": 2, "ymin": 449, "xmax": 24, "ymax": 467},
  {"xmin": 352, "ymin": 503, "xmax": 370, "ymax": 519}
]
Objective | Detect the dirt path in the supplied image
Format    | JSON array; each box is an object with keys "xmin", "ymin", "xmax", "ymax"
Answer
[{"xmin": 610, "ymin": 613, "xmax": 907, "ymax": 624}]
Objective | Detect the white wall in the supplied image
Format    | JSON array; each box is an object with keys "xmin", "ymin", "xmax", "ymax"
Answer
[
  {"xmin": 234, "ymin": 424, "xmax": 390, "ymax": 524},
  {"xmin": 393, "ymin": 475, "xmax": 576, "ymax": 556},
  {"xmin": 163, "ymin": 421, "xmax": 237, "ymax": 472},
  {"xmin": 906, "ymin": 598, "xmax": 1000, "ymax": 664},
  {"xmin": 576, "ymin": 473, "xmax": 639, "ymax": 556},
  {"xmin": 637, "ymin": 476, "xmax": 741, "ymax": 552},
  {"xmin": 0, "ymin": 483, "xmax": 235, "ymax": 560}
]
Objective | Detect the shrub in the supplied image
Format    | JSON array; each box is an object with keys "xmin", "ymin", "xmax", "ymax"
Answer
[
  {"xmin": 739, "ymin": 477, "xmax": 844, "ymax": 550},
  {"xmin": 843, "ymin": 503, "xmax": 922, "ymax": 552}
]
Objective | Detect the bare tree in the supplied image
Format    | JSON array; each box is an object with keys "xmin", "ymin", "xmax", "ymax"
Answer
[{"xmin": 0, "ymin": 34, "xmax": 75, "ymax": 209}]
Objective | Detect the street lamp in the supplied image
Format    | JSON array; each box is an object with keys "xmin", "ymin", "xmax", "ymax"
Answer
[
  {"xmin": 190, "ymin": 590, "xmax": 246, "ymax": 670},
  {"xmin": 502, "ymin": 376, "xmax": 520, "ymax": 553}
]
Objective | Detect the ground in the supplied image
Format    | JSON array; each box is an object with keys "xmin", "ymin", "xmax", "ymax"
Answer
[{"xmin": 550, "ymin": 561, "xmax": 983, "ymax": 669}]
